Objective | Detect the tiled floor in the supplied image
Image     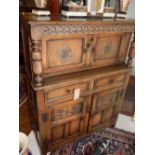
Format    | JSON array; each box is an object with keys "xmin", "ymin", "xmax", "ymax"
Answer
[{"xmin": 28, "ymin": 114, "xmax": 135, "ymax": 155}]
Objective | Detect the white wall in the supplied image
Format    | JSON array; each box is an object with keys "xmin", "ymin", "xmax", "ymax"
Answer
[
  {"xmin": 127, "ymin": 0, "xmax": 135, "ymax": 76},
  {"xmin": 127, "ymin": 0, "xmax": 135, "ymax": 19}
]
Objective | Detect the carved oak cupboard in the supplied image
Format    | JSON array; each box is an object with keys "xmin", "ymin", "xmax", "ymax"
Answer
[{"xmin": 20, "ymin": 13, "xmax": 135, "ymax": 155}]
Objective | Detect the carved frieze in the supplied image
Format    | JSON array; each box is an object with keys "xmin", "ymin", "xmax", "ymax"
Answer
[{"xmin": 42, "ymin": 23, "xmax": 135, "ymax": 35}]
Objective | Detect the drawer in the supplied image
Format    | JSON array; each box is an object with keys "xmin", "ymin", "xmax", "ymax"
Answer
[
  {"xmin": 45, "ymin": 82, "xmax": 89, "ymax": 104},
  {"xmin": 94, "ymin": 73, "xmax": 126, "ymax": 91}
]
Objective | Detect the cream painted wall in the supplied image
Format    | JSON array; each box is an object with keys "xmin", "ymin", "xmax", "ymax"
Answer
[{"xmin": 127, "ymin": 0, "xmax": 135, "ymax": 76}]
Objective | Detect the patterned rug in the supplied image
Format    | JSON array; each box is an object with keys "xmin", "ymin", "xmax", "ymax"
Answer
[{"xmin": 50, "ymin": 128, "xmax": 135, "ymax": 155}]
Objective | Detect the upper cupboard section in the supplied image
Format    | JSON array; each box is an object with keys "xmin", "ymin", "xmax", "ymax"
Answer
[
  {"xmin": 21, "ymin": 14, "xmax": 134, "ymax": 86},
  {"xmin": 41, "ymin": 32, "xmax": 131, "ymax": 77}
]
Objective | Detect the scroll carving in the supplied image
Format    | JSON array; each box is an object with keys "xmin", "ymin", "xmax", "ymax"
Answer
[
  {"xmin": 127, "ymin": 33, "xmax": 135, "ymax": 67},
  {"xmin": 42, "ymin": 23, "xmax": 135, "ymax": 35},
  {"xmin": 31, "ymin": 40, "xmax": 43, "ymax": 87}
]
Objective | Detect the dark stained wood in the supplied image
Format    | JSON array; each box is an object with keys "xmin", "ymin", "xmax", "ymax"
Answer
[
  {"xmin": 50, "ymin": 0, "xmax": 62, "ymax": 16},
  {"xmin": 19, "ymin": 100, "xmax": 32, "ymax": 135},
  {"xmin": 20, "ymin": 13, "xmax": 135, "ymax": 155}
]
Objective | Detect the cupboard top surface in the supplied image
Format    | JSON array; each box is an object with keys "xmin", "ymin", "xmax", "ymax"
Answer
[
  {"xmin": 20, "ymin": 12, "xmax": 135, "ymax": 25},
  {"xmin": 31, "ymin": 65, "xmax": 130, "ymax": 91}
]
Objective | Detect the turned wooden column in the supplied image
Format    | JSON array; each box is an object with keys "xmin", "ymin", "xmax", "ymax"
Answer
[
  {"xmin": 127, "ymin": 33, "xmax": 135, "ymax": 67},
  {"xmin": 31, "ymin": 40, "xmax": 43, "ymax": 87}
]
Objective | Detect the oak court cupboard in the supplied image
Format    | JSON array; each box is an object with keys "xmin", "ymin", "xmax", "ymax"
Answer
[{"xmin": 20, "ymin": 13, "xmax": 135, "ymax": 155}]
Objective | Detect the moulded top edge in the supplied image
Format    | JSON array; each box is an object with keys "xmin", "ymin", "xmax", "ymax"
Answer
[{"xmin": 20, "ymin": 12, "xmax": 135, "ymax": 25}]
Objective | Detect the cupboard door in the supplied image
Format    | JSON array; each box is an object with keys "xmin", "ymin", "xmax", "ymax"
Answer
[
  {"xmin": 91, "ymin": 33, "xmax": 131, "ymax": 67},
  {"xmin": 45, "ymin": 97, "xmax": 88, "ymax": 150},
  {"xmin": 88, "ymin": 88, "xmax": 123, "ymax": 131},
  {"xmin": 42, "ymin": 34, "xmax": 88, "ymax": 76}
]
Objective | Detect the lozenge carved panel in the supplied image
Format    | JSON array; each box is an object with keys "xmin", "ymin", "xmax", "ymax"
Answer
[
  {"xmin": 96, "ymin": 91, "xmax": 118, "ymax": 110},
  {"xmin": 47, "ymin": 39, "xmax": 83, "ymax": 67},
  {"xmin": 51, "ymin": 103, "xmax": 82, "ymax": 122}
]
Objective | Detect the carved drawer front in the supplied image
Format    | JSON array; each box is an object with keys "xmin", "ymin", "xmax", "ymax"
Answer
[
  {"xmin": 94, "ymin": 73, "xmax": 126, "ymax": 92},
  {"xmin": 45, "ymin": 82, "xmax": 89, "ymax": 104},
  {"xmin": 45, "ymin": 98, "xmax": 88, "ymax": 146},
  {"xmin": 42, "ymin": 34, "xmax": 88, "ymax": 76},
  {"xmin": 91, "ymin": 33, "xmax": 131, "ymax": 67},
  {"xmin": 89, "ymin": 88, "xmax": 122, "ymax": 131}
]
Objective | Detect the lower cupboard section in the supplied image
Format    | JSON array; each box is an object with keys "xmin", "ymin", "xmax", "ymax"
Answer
[{"xmin": 32, "ymin": 67, "xmax": 130, "ymax": 154}]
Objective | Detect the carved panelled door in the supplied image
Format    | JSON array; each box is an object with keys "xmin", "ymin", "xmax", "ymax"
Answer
[
  {"xmin": 90, "ymin": 33, "xmax": 131, "ymax": 67},
  {"xmin": 88, "ymin": 88, "xmax": 123, "ymax": 132},
  {"xmin": 45, "ymin": 96, "xmax": 88, "ymax": 149},
  {"xmin": 41, "ymin": 34, "xmax": 89, "ymax": 75}
]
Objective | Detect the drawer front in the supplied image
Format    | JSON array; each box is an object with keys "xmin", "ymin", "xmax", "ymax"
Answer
[
  {"xmin": 94, "ymin": 73, "xmax": 126, "ymax": 92},
  {"xmin": 91, "ymin": 33, "xmax": 131, "ymax": 67},
  {"xmin": 42, "ymin": 34, "xmax": 88, "ymax": 76},
  {"xmin": 45, "ymin": 82, "xmax": 89, "ymax": 104}
]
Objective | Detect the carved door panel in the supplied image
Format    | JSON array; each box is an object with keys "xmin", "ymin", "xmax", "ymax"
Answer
[
  {"xmin": 88, "ymin": 88, "xmax": 123, "ymax": 132},
  {"xmin": 90, "ymin": 33, "xmax": 131, "ymax": 67},
  {"xmin": 42, "ymin": 34, "xmax": 88, "ymax": 76},
  {"xmin": 45, "ymin": 97, "xmax": 88, "ymax": 149}
]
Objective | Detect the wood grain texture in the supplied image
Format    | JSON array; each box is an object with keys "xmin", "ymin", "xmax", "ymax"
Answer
[
  {"xmin": 20, "ymin": 13, "xmax": 135, "ymax": 154},
  {"xmin": 20, "ymin": 13, "xmax": 134, "ymax": 86},
  {"xmin": 32, "ymin": 66, "xmax": 130, "ymax": 153}
]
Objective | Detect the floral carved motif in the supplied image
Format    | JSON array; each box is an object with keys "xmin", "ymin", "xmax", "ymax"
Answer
[
  {"xmin": 42, "ymin": 24, "xmax": 135, "ymax": 34},
  {"xmin": 96, "ymin": 92, "xmax": 118, "ymax": 109},
  {"xmin": 55, "ymin": 44, "xmax": 73, "ymax": 64},
  {"xmin": 102, "ymin": 39, "xmax": 113, "ymax": 54}
]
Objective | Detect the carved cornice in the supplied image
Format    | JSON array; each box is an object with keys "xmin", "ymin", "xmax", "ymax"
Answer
[{"xmin": 42, "ymin": 23, "xmax": 135, "ymax": 34}]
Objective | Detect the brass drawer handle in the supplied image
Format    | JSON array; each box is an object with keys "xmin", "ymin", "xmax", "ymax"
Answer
[
  {"xmin": 109, "ymin": 79, "xmax": 114, "ymax": 84},
  {"xmin": 66, "ymin": 89, "xmax": 71, "ymax": 93},
  {"xmin": 92, "ymin": 47, "xmax": 95, "ymax": 53},
  {"xmin": 90, "ymin": 38, "xmax": 94, "ymax": 42},
  {"xmin": 83, "ymin": 48, "xmax": 87, "ymax": 53},
  {"xmin": 87, "ymin": 42, "xmax": 91, "ymax": 48}
]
